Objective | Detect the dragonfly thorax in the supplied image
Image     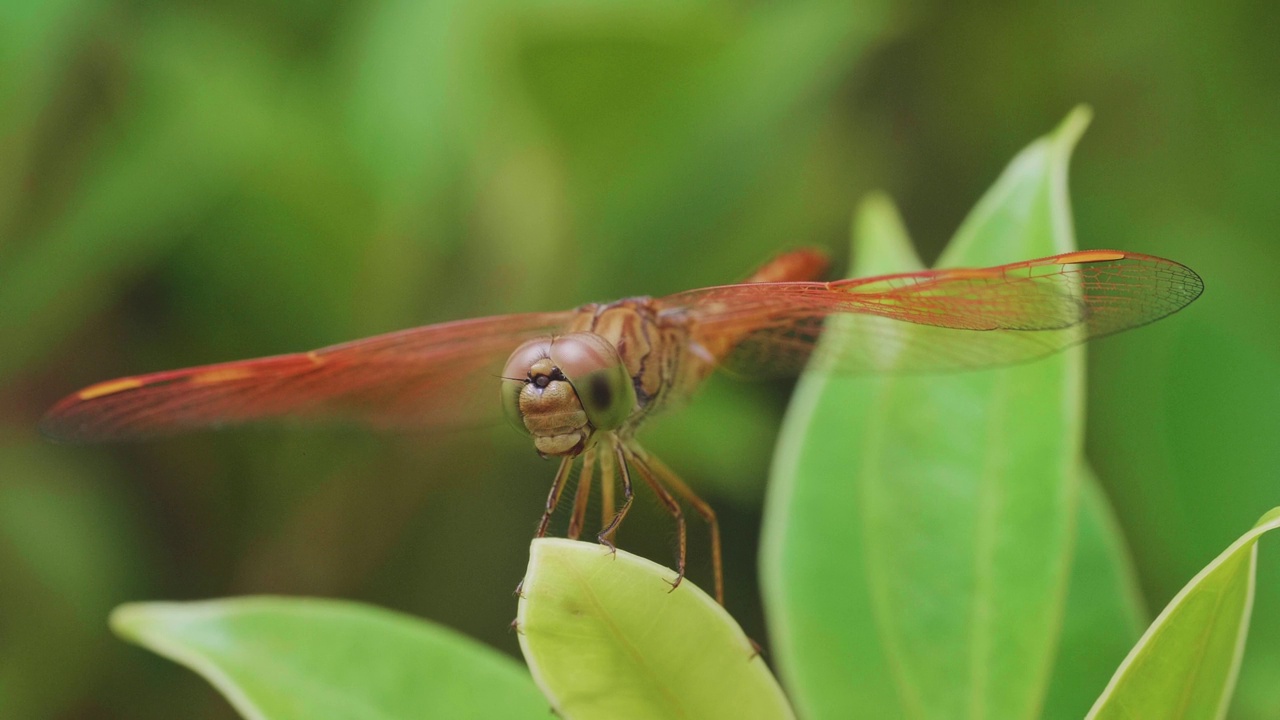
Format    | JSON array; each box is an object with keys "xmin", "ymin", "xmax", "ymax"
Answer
[{"xmin": 500, "ymin": 332, "xmax": 638, "ymax": 458}]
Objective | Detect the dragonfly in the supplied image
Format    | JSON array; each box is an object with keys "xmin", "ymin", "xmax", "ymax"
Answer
[{"xmin": 41, "ymin": 248, "xmax": 1203, "ymax": 604}]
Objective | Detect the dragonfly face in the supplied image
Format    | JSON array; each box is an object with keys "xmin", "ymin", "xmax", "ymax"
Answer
[{"xmin": 501, "ymin": 332, "xmax": 638, "ymax": 457}]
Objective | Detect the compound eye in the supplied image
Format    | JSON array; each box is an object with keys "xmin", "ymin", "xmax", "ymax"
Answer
[
  {"xmin": 549, "ymin": 333, "xmax": 636, "ymax": 432},
  {"xmin": 500, "ymin": 338, "xmax": 553, "ymax": 435}
]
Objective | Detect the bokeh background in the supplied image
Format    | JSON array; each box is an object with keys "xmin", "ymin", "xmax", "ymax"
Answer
[{"xmin": 2, "ymin": 1, "xmax": 1277, "ymax": 718}]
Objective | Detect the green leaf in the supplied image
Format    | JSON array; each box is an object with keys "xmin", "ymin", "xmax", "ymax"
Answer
[
  {"xmin": 1042, "ymin": 468, "xmax": 1148, "ymax": 719},
  {"xmin": 761, "ymin": 107, "xmax": 1095, "ymax": 719},
  {"xmin": 110, "ymin": 597, "xmax": 548, "ymax": 720},
  {"xmin": 1086, "ymin": 507, "xmax": 1280, "ymax": 720},
  {"xmin": 517, "ymin": 538, "xmax": 794, "ymax": 720}
]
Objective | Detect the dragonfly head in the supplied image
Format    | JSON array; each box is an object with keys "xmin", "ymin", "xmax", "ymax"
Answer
[{"xmin": 501, "ymin": 332, "xmax": 637, "ymax": 457}]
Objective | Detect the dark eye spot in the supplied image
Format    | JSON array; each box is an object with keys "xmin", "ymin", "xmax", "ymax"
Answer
[
  {"xmin": 534, "ymin": 375, "xmax": 550, "ymax": 388},
  {"xmin": 589, "ymin": 375, "xmax": 612, "ymax": 408}
]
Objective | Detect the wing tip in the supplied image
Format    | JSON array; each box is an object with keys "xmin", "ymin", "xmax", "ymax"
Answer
[
  {"xmin": 1071, "ymin": 249, "xmax": 1205, "ymax": 312},
  {"xmin": 40, "ymin": 380, "xmax": 158, "ymax": 443},
  {"xmin": 39, "ymin": 391, "xmax": 108, "ymax": 444},
  {"xmin": 38, "ymin": 409, "xmax": 92, "ymax": 444}
]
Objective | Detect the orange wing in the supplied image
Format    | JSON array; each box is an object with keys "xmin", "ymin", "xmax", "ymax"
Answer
[
  {"xmin": 41, "ymin": 311, "xmax": 574, "ymax": 442},
  {"xmin": 43, "ymin": 250, "xmax": 1203, "ymax": 441},
  {"xmin": 663, "ymin": 250, "xmax": 1203, "ymax": 377}
]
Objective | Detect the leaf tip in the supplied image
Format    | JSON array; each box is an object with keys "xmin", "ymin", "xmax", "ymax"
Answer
[
  {"xmin": 1254, "ymin": 506, "xmax": 1280, "ymax": 529},
  {"xmin": 850, "ymin": 191, "xmax": 922, "ymax": 275},
  {"xmin": 109, "ymin": 602, "xmax": 155, "ymax": 642},
  {"xmin": 1053, "ymin": 104, "xmax": 1094, "ymax": 155},
  {"xmin": 109, "ymin": 601, "xmax": 201, "ymax": 646}
]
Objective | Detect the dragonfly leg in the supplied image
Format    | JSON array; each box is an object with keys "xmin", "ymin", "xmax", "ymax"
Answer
[
  {"xmin": 597, "ymin": 437, "xmax": 633, "ymax": 554},
  {"xmin": 517, "ymin": 454, "xmax": 576, "ymax": 599},
  {"xmin": 567, "ymin": 447, "xmax": 596, "ymax": 540},
  {"xmin": 626, "ymin": 444, "xmax": 687, "ymax": 593},
  {"xmin": 642, "ymin": 450, "xmax": 724, "ymax": 606},
  {"xmin": 598, "ymin": 446, "xmax": 616, "ymax": 535},
  {"xmin": 535, "ymin": 455, "xmax": 575, "ymax": 538}
]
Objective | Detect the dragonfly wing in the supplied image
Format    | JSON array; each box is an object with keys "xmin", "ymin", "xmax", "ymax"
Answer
[
  {"xmin": 664, "ymin": 250, "xmax": 1203, "ymax": 377},
  {"xmin": 41, "ymin": 311, "xmax": 576, "ymax": 442}
]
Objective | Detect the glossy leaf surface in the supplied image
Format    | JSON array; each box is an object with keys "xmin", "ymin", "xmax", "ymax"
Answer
[
  {"xmin": 1087, "ymin": 507, "xmax": 1280, "ymax": 720},
  {"xmin": 762, "ymin": 107, "xmax": 1113, "ymax": 719},
  {"xmin": 112, "ymin": 597, "xmax": 548, "ymax": 720},
  {"xmin": 1041, "ymin": 470, "xmax": 1148, "ymax": 718},
  {"xmin": 517, "ymin": 538, "xmax": 793, "ymax": 720}
]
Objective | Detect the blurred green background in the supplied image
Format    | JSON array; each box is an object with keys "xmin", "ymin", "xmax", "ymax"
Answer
[{"xmin": 1, "ymin": 0, "xmax": 1276, "ymax": 718}]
